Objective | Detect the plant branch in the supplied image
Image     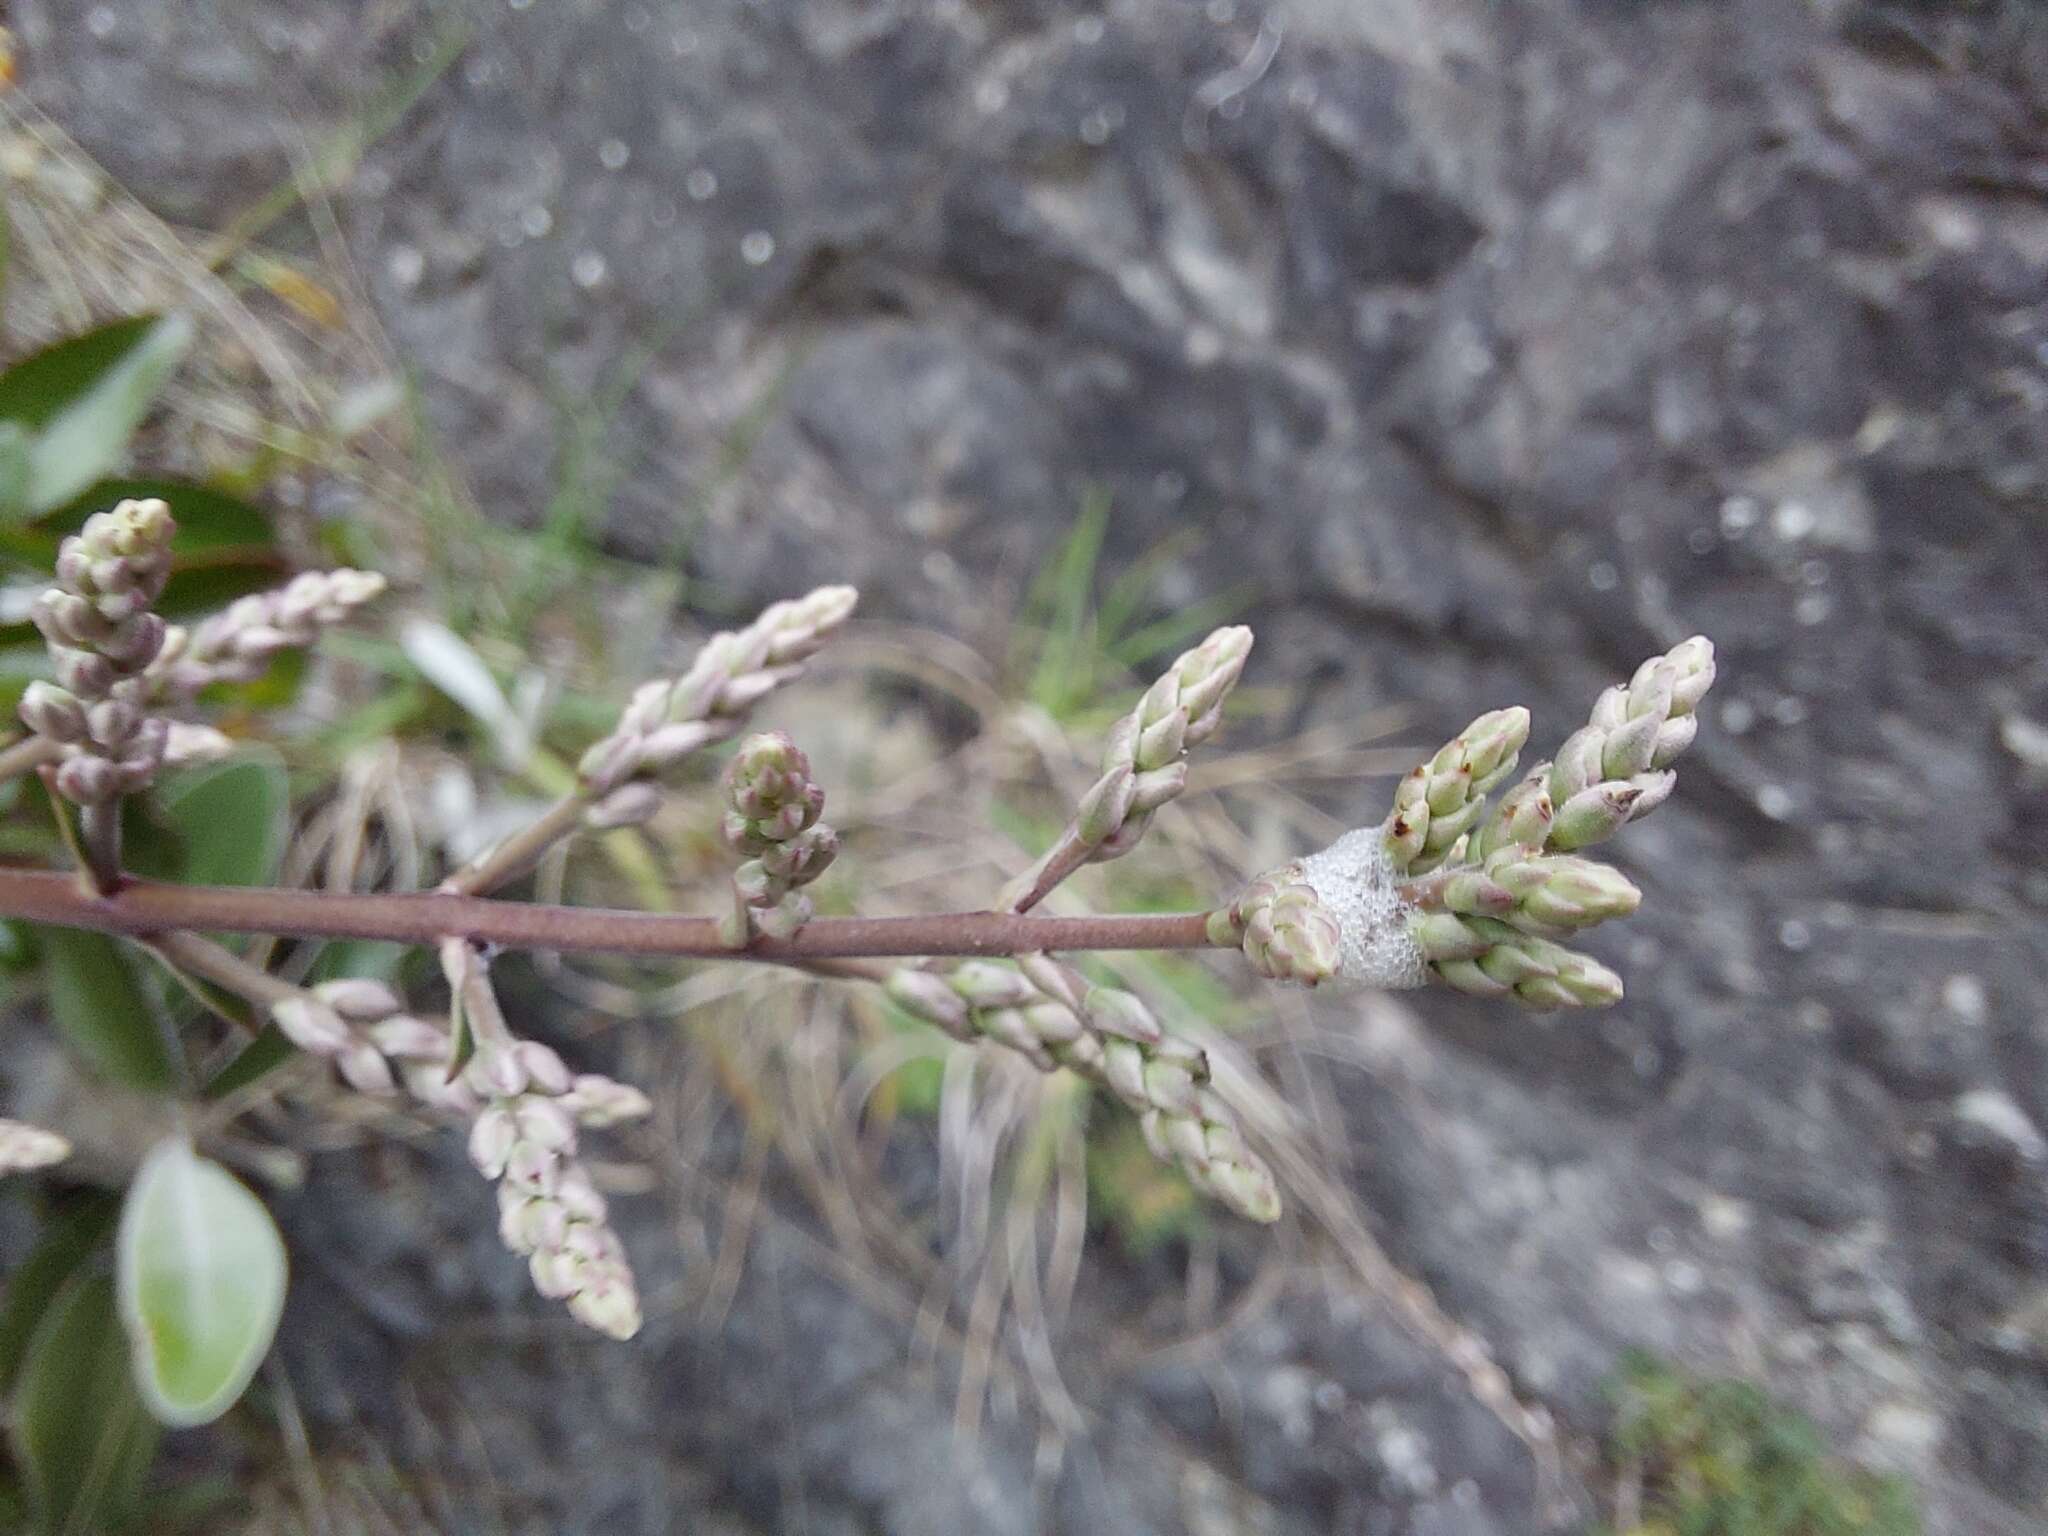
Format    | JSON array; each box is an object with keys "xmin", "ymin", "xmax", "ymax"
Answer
[
  {"xmin": 0, "ymin": 866, "xmax": 1217, "ymax": 960},
  {"xmin": 147, "ymin": 928, "xmax": 300, "ymax": 1010},
  {"xmin": 1001, "ymin": 830, "xmax": 1093, "ymax": 916},
  {"xmin": 440, "ymin": 792, "xmax": 592, "ymax": 896}
]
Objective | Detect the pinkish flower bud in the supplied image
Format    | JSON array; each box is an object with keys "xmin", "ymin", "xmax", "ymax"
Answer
[
  {"xmin": 514, "ymin": 1097, "xmax": 578, "ymax": 1154},
  {"xmin": 467, "ymin": 1106, "xmax": 518, "ymax": 1178},
  {"xmin": 504, "ymin": 1140, "xmax": 563, "ymax": 1196}
]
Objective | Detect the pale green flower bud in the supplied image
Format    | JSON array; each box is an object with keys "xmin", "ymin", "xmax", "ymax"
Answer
[{"xmin": 885, "ymin": 968, "xmax": 972, "ymax": 1033}]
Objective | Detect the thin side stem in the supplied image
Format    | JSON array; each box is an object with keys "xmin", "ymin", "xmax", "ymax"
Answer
[
  {"xmin": 0, "ymin": 866, "xmax": 1218, "ymax": 960},
  {"xmin": 149, "ymin": 929, "xmax": 299, "ymax": 1009},
  {"xmin": 440, "ymin": 791, "xmax": 592, "ymax": 896},
  {"xmin": 77, "ymin": 803, "xmax": 123, "ymax": 896},
  {"xmin": 0, "ymin": 736, "xmax": 60, "ymax": 784},
  {"xmin": 1000, "ymin": 829, "xmax": 1093, "ymax": 916}
]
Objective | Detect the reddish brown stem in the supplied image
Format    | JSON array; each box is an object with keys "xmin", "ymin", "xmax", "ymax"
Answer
[{"xmin": 0, "ymin": 866, "xmax": 1216, "ymax": 959}]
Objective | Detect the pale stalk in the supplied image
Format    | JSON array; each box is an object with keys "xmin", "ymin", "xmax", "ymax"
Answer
[
  {"xmin": 77, "ymin": 803, "xmax": 123, "ymax": 896},
  {"xmin": 440, "ymin": 793, "xmax": 590, "ymax": 897},
  {"xmin": 0, "ymin": 735, "xmax": 60, "ymax": 783}
]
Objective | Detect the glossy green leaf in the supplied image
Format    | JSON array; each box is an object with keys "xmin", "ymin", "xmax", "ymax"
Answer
[
  {"xmin": 0, "ymin": 918, "xmax": 36, "ymax": 972},
  {"xmin": 10, "ymin": 1271, "xmax": 159, "ymax": 1533},
  {"xmin": 58, "ymin": 477, "xmax": 272, "ymax": 553},
  {"xmin": 0, "ymin": 314, "xmax": 194, "ymax": 519},
  {"xmin": 37, "ymin": 930, "xmax": 175, "ymax": 1091},
  {"xmin": 116, "ymin": 1139, "xmax": 287, "ymax": 1429},
  {"xmin": 0, "ymin": 422, "xmax": 29, "ymax": 523},
  {"xmin": 155, "ymin": 752, "xmax": 289, "ymax": 891},
  {"xmin": 0, "ymin": 1192, "xmax": 120, "ymax": 1393}
]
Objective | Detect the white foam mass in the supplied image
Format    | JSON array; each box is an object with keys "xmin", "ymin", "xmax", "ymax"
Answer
[{"xmin": 1294, "ymin": 827, "xmax": 1429, "ymax": 991}]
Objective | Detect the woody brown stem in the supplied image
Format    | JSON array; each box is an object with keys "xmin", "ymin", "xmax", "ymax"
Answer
[{"xmin": 0, "ymin": 866, "xmax": 1217, "ymax": 960}]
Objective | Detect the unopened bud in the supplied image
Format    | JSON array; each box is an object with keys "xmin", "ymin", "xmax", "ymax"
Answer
[
  {"xmin": 339, "ymin": 1043, "xmax": 397, "ymax": 1096},
  {"xmin": 270, "ymin": 996, "xmax": 352, "ymax": 1056},
  {"xmin": 885, "ymin": 968, "xmax": 970, "ymax": 1032},
  {"xmin": 313, "ymin": 978, "xmax": 405, "ymax": 1020}
]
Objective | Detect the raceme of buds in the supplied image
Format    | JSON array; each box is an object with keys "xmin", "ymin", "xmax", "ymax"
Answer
[
  {"xmin": 1381, "ymin": 706, "xmax": 1528, "ymax": 878},
  {"xmin": 1000, "ymin": 625, "xmax": 1252, "ymax": 914},
  {"xmin": 1428, "ymin": 849, "xmax": 1642, "ymax": 936},
  {"xmin": 717, "ymin": 732, "xmax": 838, "ymax": 945},
  {"xmin": 578, "ymin": 585, "xmax": 858, "ymax": 796},
  {"xmin": 24, "ymin": 498, "xmax": 179, "ymax": 806},
  {"xmin": 441, "ymin": 941, "xmax": 647, "ymax": 1338},
  {"xmin": 1208, "ymin": 866, "xmax": 1344, "ymax": 987},
  {"xmin": 464, "ymin": 1036, "xmax": 643, "ymax": 1340},
  {"xmin": 1539, "ymin": 636, "xmax": 1716, "ymax": 852},
  {"xmin": 1084, "ymin": 625, "xmax": 1252, "ymax": 864},
  {"xmin": 884, "ymin": 956, "xmax": 1281, "ymax": 1222},
  {"xmin": 148, "ymin": 568, "xmax": 387, "ymax": 702},
  {"xmin": 1407, "ymin": 914, "xmax": 1625, "ymax": 1010}
]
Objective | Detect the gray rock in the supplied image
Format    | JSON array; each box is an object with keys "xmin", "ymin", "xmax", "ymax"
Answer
[{"xmin": 14, "ymin": 0, "xmax": 2048, "ymax": 1531}]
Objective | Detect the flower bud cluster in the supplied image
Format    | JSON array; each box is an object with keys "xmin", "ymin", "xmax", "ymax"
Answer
[
  {"xmin": 439, "ymin": 941, "xmax": 649, "ymax": 1339},
  {"xmin": 22, "ymin": 498, "xmax": 177, "ymax": 805},
  {"xmin": 886, "ymin": 957, "xmax": 1281, "ymax": 1222},
  {"xmin": 269, "ymin": 968, "xmax": 652, "ymax": 1339},
  {"xmin": 1083, "ymin": 625, "xmax": 1252, "ymax": 861},
  {"xmin": 148, "ymin": 568, "xmax": 387, "ymax": 702},
  {"xmin": 577, "ymin": 585, "xmax": 858, "ymax": 797},
  {"xmin": 1406, "ymin": 916, "xmax": 1625, "ymax": 1009},
  {"xmin": 1537, "ymin": 637, "xmax": 1715, "ymax": 852},
  {"xmin": 464, "ymin": 1038, "xmax": 645, "ymax": 1341},
  {"xmin": 1207, "ymin": 866, "xmax": 1343, "ymax": 987},
  {"xmin": 717, "ymin": 732, "xmax": 838, "ymax": 944},
  {"xmin": 1227, "ymin": 637, "xmax": 1716, "ymax": 1013},
  {"xmin": 1381, "ymin": 707, "xmax": 1528, "ymax": 878}
]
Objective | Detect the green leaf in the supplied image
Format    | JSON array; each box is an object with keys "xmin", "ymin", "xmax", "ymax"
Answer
[
  {"xmin": 444, "ymin": 977, "xmax": 475, "ymax": 1083},
  {"xmin": 139, "ymin": 943, "xmax": 262, "ymax": 1038},
  {"xmin": 116, "ymin": 1139, "xmax": 287, "ymax": 1429},
  {"xmin": 0, "ymin": 423, "xmax": 29, "ymax": 523},
  {"xmin": 37, "ymin": 930, "xmax": 175, "ymax": 1091},
  {"xmin": 0, "ymin": 1192, "xmax": 120, "ymax": 1393},
  {"xmin": 154, "ymin": 752, "xmax": 289, "ymax": 891},
  {"xmin": 10, "ymin": 1271, "xmax": 160, "ymax": 1533},
  {"xmin": 200, "ymin": 1024, "xmax": 295, "ymax": 1103},
  {"xmin": 0, "ymin": 918, "xmax": 37, "ymax": 972},
  {"xmin": 0, "ymin": 314, "xmax": 195, "ymax": 519}
]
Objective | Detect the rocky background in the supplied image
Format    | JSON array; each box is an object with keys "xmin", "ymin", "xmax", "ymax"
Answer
[{"xmin": 13, "ymin": 0, "xmax": 2048, "ymax": 1531}]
